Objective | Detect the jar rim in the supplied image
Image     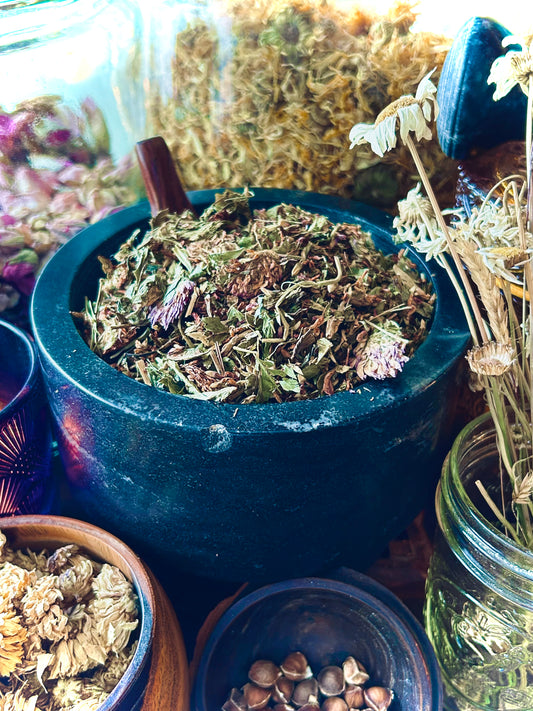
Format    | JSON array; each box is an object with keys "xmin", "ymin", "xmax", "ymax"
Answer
[{"xmin": 441, "ymin": 410, "xmax": 533, "ymax": 582}]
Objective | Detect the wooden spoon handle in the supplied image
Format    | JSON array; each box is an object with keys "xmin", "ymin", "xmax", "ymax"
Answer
[{"xmin": 135, "ymin": 136, "xmax": 196, "ymax": 217}]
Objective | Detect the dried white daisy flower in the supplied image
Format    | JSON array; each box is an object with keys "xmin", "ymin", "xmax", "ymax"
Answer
[
  {"xmin": 488, "ymin": 34, "xmax": 533, "ymax": 99},
  {"xmin": 394, "ymin": 183, "xmax": 459, "ymax": 260},
  {"xmin": 349, "ymin": 69, "xmax": 438, "ymax": 157},
  {"xmin": 466, "ymin": 342, "xmax": 515, "ymax": 377}
]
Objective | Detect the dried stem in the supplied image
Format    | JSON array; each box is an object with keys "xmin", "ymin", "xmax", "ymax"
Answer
[{"xmin": 404, "ymin": 134, "xmax": 489, "ymax": 344}]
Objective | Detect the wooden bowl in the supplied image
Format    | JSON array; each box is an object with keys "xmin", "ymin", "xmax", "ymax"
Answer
[{"xmin": 0, "ymin": 514, "xmax": 189, "ymax": 711}]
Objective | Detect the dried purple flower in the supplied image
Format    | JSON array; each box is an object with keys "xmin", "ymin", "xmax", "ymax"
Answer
[
  {"xmin": 149, "ymin": 279, "xmax": 195, "ymax": 330},
  {"xmin": 2, "ymin": 261, "xmax": 36, "ymax": 296}
]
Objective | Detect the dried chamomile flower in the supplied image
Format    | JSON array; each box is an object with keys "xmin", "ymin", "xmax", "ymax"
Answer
[
  {"xmin": 0, "ymin": 607, "xmax": 27, "ymax": 676},
  {"xmin": 92, "ymin": 643, "xmax": 138, "ymax": 692},
  {"xmin": 349, "ymin": 69, "xmax": 438, "ymax": 157},
  {"xmin": 489, "ymin": 34, "xmax": 533, "ymax": 99},
  {"xmin": 467, "ymin": 342, "xmax": 516, "ymax": 377},
  {"xmin": 87, "ymin": 564, "xmax": 139, "ymax": 654},
  {"xmin": 48, "ymin": 633, "xmax": 107, "ymax": 679},
  {"xmin": 0, "ymin": 563, "xmax": 35, "ymax": 603},
  {"xmin": 49, "ymin": 677, "xmax": 108, "ymax": 711},
  {"xmin": 47, "ymin": 546, "xmax": 96, "ymax": 602},
  {"xmin": 0, "ymin": 688, "xmax": 42, "ymax": 711}
]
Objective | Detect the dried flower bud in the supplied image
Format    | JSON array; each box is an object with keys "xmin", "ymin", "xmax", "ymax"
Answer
[
  {"xmin": 292, "ymin": 678, "xmax": 319, "ymax": 707},
  {"xmin": 243, "ymin": 683, "xmax": 271, "ymax": 710},
  {"xmin": 248, "ymin": 659, "xmax": 281, "ymax": 688},
  {"xmin": 342, "ymin": 657, "xmax": 369, "ymax": 686},
  {"xmin": 343, "ymin": 684, "xmax": 365, "ymax": 709},
  {"xmin": 272, "ymin": 676, "xmax": 294, "ymax": 704},
  {"xmin": 317, "ymin": 666, "xmax": 345, "ymax": 697},
  {"xmin": 281, "ymin": 652, "xmax": 312, "ymax": 681},
  {"xmin": 363, "ymin": 687, "xmax": 394, "ymax": 711},
  {"xmin": 321, "ymin": 697, "xmax": 348, "ymax": 711},
  {"xmin": 223, "ymin": 687, "xmax": 247, "ymax": 711}
]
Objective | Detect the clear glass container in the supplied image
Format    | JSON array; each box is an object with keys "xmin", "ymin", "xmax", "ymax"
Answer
[
  {"xmin": 0, "ymin": 0, "xmax": 146, "ymax": 322},
  {"xmin": 424, "ymin": 413, "xmax": 533, "ymax": 711},
  {"xmin": 142, "ymin": 0, "xmax": 457, "ymax": 208}
]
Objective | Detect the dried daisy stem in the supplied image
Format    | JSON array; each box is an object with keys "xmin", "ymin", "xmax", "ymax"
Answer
[{"xmin": 404, "ymin": 134, "xmax": 490, "ymax": 344}]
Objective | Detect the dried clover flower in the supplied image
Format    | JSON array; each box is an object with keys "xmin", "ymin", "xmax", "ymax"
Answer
[
  {"xmin": 0, "ymin": 607, "xmax": 27, "ymax": 676},
  {"xmin": 466, "ymin": 342, "xmax": 516, "ymax": 377},
  {"xmin": 349, "ymin": 69, "xmax": 438, "ymax": 157},
  {"xmin": 357, "ymin": 320, "xmax": 409, "ymax": 381},
  {"xmin": 489, "ymin": 34, "xmax": 533, "ymax": 99}
]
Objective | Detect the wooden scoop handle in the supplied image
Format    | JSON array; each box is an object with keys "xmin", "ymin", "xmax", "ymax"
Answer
[{"xmin": 135, "ymin": 136, "xmax": 196, "ymax": 217}]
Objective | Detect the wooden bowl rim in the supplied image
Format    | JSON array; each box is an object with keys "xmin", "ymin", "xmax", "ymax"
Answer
[{"xmin": 0, "ymin": 514, "xmax": 156, "ymax": 710}]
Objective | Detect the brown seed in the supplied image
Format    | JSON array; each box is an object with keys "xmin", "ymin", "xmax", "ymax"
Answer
[
  {"xmin": 299, "ymin": 704, "xmax": 320, "ymax": 711},
  {"xmin": 342, "ymin": 657, "xmax": 369, "ymax": 686},
  {"xmin": 243, "ymin": 682, "xmax": 272, "ymax": 710},
  {"xmin": 223, "ymin": 687, "xmax": 246, "ymax": 711},
  {"xmin": 248, "ymin": 659, "xmax": 281, "ymax": 688},
  {"xmin": 317, "ymin": 666, "xmax": 345, "ymax": 697},
  {"xmin": 281, "ymin": 651, "xmax": 313, "ymax": 681},
  {"xmin": 363, "ymin": 687, "xmax": 394, "ymax": 711},
  {"xmin": 321, "ymin": 697, "xmax": 348, "ymax": 711},
  {"xmin": 343, "ymin": 684, "xmax": 365, "ymax": 709},
  {"xmin": 292, "ymin": 678, "xmax": 319, "ymax": 707},
  {"xmin": 272, "ymin": 677, "xmax": 295, "ymax": 704},
  {"xmin": 273, "ymin": 706, "xmax": 295, "ymax": 711}
]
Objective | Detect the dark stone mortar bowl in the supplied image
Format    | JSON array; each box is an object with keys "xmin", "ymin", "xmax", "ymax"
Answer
[{"xmin": 30, "ymin": 189, "xmax": 470, "ymax": 583}]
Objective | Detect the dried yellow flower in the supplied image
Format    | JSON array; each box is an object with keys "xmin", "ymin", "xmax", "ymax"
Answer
[
  {"xmin": 0, "ymin": 530, "xmax": 139, "ymax": 709},
  {"xmin": 0, "ymin": 688, "xmax": 42, "ymax": 711},
  {"xmin": 0, "ymin": 608, "xmax": 27, "ymax": 676},
  {"xmin": 466, "ymin": 342, "xmax": 515, "ymax": 377}
]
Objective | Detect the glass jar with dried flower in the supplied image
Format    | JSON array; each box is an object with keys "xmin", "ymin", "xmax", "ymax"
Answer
[{"xmin": 0, "ymin": 0, "xmax": 146, "ymax": 324}]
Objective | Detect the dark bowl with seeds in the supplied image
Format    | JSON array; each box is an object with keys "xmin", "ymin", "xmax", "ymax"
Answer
[
  {"xmin": 192, "ymin": 569, "xmax": 442, "ymax": 711},
  {"xmin": 30, "ymin": 188, "xmax": 470, "ymax": 583}
]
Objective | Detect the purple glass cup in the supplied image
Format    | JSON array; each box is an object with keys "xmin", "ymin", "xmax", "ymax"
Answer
[{"xmin": 0, "ymin": 319, "xmax": 54, "ymax": 514}]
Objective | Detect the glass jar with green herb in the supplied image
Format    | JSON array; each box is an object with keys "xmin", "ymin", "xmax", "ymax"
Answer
[{"xmin": 0, "ymin": 0, "xmax": 146, "ymax": 323}]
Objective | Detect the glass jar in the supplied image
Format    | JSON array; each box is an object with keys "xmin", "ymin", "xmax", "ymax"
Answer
[
  {"xmin": 424, "ymin": 412, "xmax": 533, "ymax": 711},
  {"xmin": 142, "ymin": 0, "xmax": 457, "ymax": 208},
  {"xmin": 0, "ymin": 0, "xmax": 146, "ymax": 324}
]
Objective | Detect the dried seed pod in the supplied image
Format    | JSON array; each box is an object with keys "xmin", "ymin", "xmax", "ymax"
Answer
[
  {"xmin": 248, "ymin": 659, "xmax": 281, "ymax": 688},
  {"xmin": 342, "ymin": 657, "xmax": 369, "ymax": 686},
  {"xmin": 343, "ymin": 684, "xmax": 365, "ymax": 709},
  {"xmin": 292, "ymin": 678, "xmax": 319, "ymax": 707},
  {"xmin": 243, "ymin": 682, "xmax": 272, "ymax": 710},
  {"xmin": 281, "ymin": 652, "xmax": 313, "ymax": 681},
  {"xmin": 223, "ymin": 687, "xmax": 247, "ymax": 711},
  {"xmin": 363, "ymin": 687, "xmax": 394, "ymax": 711},
  {"xmin": 272, "ymin": 677, "xmax": 295, "ymax": 704},
  {"xmin": 317, "ymin": 666, "xmax": 345, "ymax": 697},
  {"xmin": 321, "ymin": 697, "xmax": 348, "ymax": 711}
]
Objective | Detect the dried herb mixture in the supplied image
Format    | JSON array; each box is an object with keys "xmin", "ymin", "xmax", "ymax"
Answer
[
  {"xmin": 0, "ymin": 530, "xmax": 139, "ymax": 711},
  {"xmin": 78, "ymin": 189, "xmax": 434, "ymax": 404},
  {"xmin": 148, "ymin": 0, "xmax": 456, "ymax": 211}
]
